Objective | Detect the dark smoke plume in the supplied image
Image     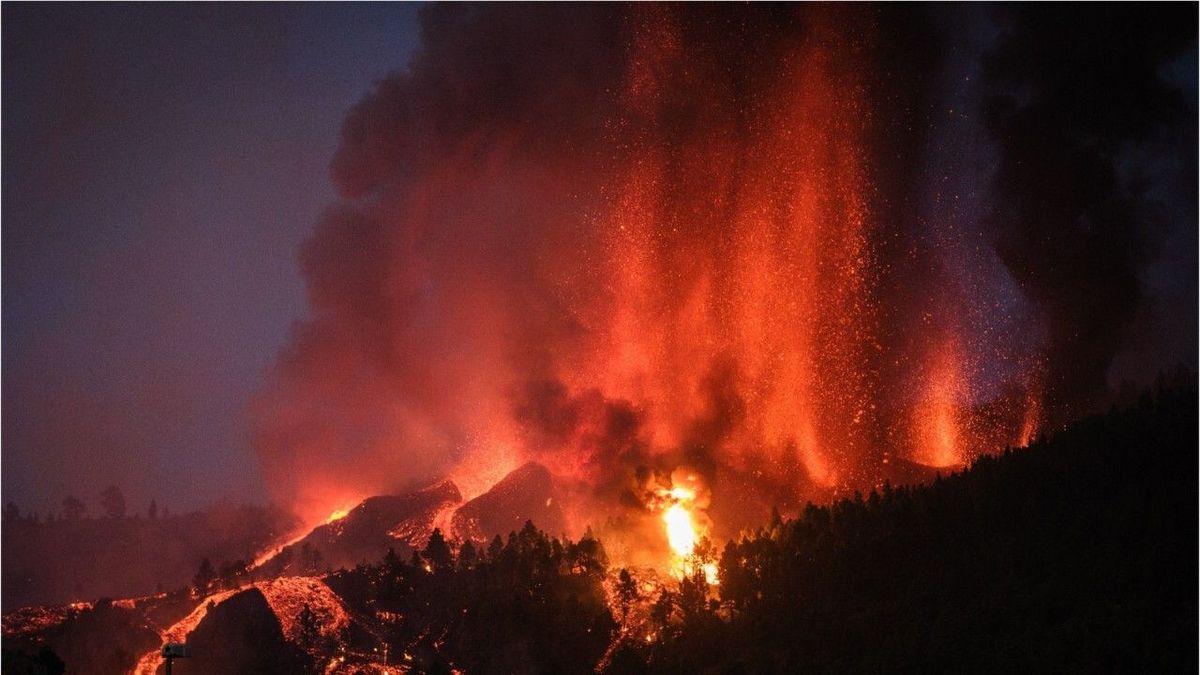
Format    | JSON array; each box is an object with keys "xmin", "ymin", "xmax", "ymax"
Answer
[
  {"xmin": 980, "ymin": 4, "xmax": 1197, "ymax": 420},
  {"xmin": 253, "ymin": 4, "xmax": 1195, "ymax": 530}
]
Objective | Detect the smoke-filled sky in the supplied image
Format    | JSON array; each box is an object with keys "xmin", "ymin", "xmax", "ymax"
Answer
[{"xmin": 4, "ymin": 4, "xmax": 1196, "ymax": 523}]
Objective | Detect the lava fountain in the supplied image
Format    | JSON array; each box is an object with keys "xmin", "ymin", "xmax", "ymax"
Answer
[{"xmin": 254, "ymin": 4, "xmax": 1046, "ymax": 546}]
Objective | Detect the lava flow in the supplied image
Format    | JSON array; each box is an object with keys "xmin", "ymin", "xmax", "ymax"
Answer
[{"xmin": 132, "ymin": 577, "xmax": 357, "ymax": 675}]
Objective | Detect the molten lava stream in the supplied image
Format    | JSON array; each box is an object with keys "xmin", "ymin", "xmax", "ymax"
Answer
[
  {"xmin": 249, "ymin": 505, "xmax": 352, "ymax": 571},
  {"xmin": 131, "ymin": 576, "xmax": 365, "ymax": 675},
  {"xmin": 131, "ymin": 589, "xmax": 240, "ymax": 675}
]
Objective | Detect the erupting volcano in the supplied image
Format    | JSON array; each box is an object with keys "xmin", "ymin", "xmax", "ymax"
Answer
[
  {"xmin": 4, "ymin": 3, "xmax": 1195, "ymax": 674},
  {"xmin": 251, "ymin": 5, "xmax": 1058, "ymax": 567}
]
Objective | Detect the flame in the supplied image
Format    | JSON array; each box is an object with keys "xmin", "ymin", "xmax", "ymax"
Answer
[
  {"xmin": 652, "ymin": 480, "xmax": 717, "ymax": 584},
  {"xmin": 325, "ymin": 507, "xmax": 351, "ymax": 524},
  {"xmin": 663, "ymin": 502, "xmax": 696, "ymax": 556}
]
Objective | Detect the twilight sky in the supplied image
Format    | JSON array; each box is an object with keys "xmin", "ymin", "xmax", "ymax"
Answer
[{"xmin": 3, "ymin": 4, "xmax": 422, "ymax": 516}]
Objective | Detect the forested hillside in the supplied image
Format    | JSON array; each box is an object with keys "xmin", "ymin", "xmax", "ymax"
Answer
[
  {"xmin": 634, "ymin": 387, "xmax": 1197, "ymax": 673},
  {"xmin": 4, "ymin": 388, "xmax": 1194, "ymax": 674}
]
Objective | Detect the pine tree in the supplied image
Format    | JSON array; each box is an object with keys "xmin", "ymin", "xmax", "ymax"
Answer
[
  {"xmin": 296, "ymin": 602, "xmax": 321, "ymax": 650},
  {"xmin": 61, "ymin": 495, "xmax": 85, "ymax": 521},
  {"xmin": 423, "ymin": 528, "xmax": 453, "ymax": 572},
  {"xmin": 100, "ymin": 486, "xmax": 126, "ymax": 519},
  {"xmin": 616, "ymin": 568, "xmax": 639, "ymax": 622},
  {"xmin": 193, "ymin": 557, "xmax": 216, "ymax": 595},
  {"xmin": 382, "ymin": 546, "xmax": 402, "ymax": 573},
  {"xmin": 458, "ymin": 540, "xmax": 478, "ymax": 570}
]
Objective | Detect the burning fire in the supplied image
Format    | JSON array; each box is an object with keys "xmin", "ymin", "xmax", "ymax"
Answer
[
  {"xmin": 652, "ymin": 476, "xmax": 718, "ymax": 584},
  {"xmin": 254, "ymin": 4, "xmax": 1050, "ymax": 560},
  {"xmin": 326, "ymin": 507, "xmax": 351, "ymax": 524},
  {"xmin": 662, "ymin": 492, "xmax": 696, "ymax": 556}
]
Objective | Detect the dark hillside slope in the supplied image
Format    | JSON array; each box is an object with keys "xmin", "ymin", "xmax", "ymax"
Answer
[
  {"xmin": 259, "ymin": 480, "xmax": 462, "ymax": 576},
  {"xmin": 645, "ymin": 388, "xmax": 1198, "ymax": 673},
  {"xmin": 452, "ymin": 462, "xmax": 567, "ymax": 542}
]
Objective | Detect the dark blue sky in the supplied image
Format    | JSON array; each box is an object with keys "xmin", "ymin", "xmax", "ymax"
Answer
[{"xmin": 3, "ymin": 4, "xmax": 422, "ymax": 516}]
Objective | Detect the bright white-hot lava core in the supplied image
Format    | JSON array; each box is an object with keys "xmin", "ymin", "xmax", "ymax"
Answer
[
  {"xmin": 325, "ymin": 507, "xmax": 351, "ymax": 524},
  {"xmin": 663, "ymin": 501, "xmax": 696, "ymax": 556},
  {"xmin": 654, "ymin": 481, "xmax": 718, "ymax": 584}
]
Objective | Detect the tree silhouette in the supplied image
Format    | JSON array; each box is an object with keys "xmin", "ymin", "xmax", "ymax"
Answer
[
  {"xmin": 193, "ymin": 557, "xmax": 216, "ymax": 595},
  {"xmin": 218, "ymin": 559, "xmax": 249, "ymax": 590},
  {"xmin": 616, "ymin": 568, "xmax": 639, "ymax": 622},
  {"xmin": 422, "ymin": 528, "xmax": 453, "ymax": 572},
  {"xmin": 458, "ymin": 540, "xmax": 478, "ymax": 570},
  {"xmin": 296, "ymin": 602, "xmax": 321, "ymax": 651},
  {"xmin": 382, "ymin": 546, "xmax": 402, "ymax": 574},
  {"xmin": 650, "ymin": 589, "xmax": 675, "ymax": 639},
  {"xmin": 639, "ymin": 387, "xmax": 1199, "ymax": 673},
  {"xmin": 571, "ymin": 526, "xmax": 607, "ymax": 578},
  {"xmin": 100, "ymin": 486, "xmax": 126, "ymax": 519},
  {"xmin": 61, "ymin": 495, "xmax": 85, "ymax": 521},
  {"xmin": 677, "ymin": 568, "xmax": 709, "ymax": 620},
  {"xmin": 3, "ymin": 501, "xmax": 19, "ymax": 523}
]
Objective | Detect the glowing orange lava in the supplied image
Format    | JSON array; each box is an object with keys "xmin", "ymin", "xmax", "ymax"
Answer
[
  {"xmin": 559, "ymin": 6, "xmax": 888, "ymax": 499},
  {"xmin": 132, "ymin": 588, "xmax": 239, "ymax": 675},
  {"xmin": 256, "ymin": 5, "xmax": 1048, "ymax": 548},
  {"xmin": 1016, "ymin": 370, "xmax": 1044, "ymax": 447},
  {"xmin": 652, "ymin": 479, "xmax": 718, "ymax": 584},
  {"xmin": 132, "ymin": 577, "xmax": 357, "ymax": 675},
  {"xmin": 663, "ymin": 498, "xmax": 696, "ymax": 556},
  {"xmin": 914, "ymin": 339, "xmax": 968, "ymax": 468}
]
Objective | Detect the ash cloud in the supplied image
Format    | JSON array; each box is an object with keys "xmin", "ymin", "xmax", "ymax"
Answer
[
  {"xmin": 253, "ymin": 4, "xmax": 1196, "ymax": 527},
  {"xmin": 979, "ymin": 4, "xmax": 1197, "ymax": 418},
  {"xmin": 253, "ymin": 4, "xmax": 632, "ymax": 520}
]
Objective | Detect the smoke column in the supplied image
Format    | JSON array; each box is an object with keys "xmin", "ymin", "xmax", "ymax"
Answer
[{"xmin": 252, "ymin": 4, "xmax": 1195, "ymax": 531}]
